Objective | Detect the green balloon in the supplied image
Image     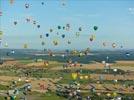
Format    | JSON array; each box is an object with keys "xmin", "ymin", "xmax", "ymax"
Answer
[{"xmin": 93, "ymin": 26, "xmax": 98, "ymax": 31}]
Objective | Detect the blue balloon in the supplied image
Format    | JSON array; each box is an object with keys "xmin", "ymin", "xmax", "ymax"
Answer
[
  {"xmin": 46, "ymin": 33, "xmax": 49, "ymax": 37},
  {"xmin": 62, "ymin": 34, "xmax": 65, "ymax": 38}
]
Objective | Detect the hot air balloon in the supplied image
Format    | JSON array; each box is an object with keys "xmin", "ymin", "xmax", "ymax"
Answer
[
  {"xmin": 62, "ymin": 3, "xmax": 66, "ymax": 6},
  {"xmin": 93, "ymin": 26, "xmax": 98, "ymax": 31},
  {"xmin": 26, "ymin": 18, "xmax": 30, "ymax": 22},
  {"xmin": 61, "ymin": 0, "xmax": 66, "ymax": 6},
  {"xmin": 112, "ymin": 43, "xmax": 116, "ymax": 48},
  {"xmin": 66, "ymin": 23, "xmax": 70, "ymax": 28},
  {"xmin": 79, "ymin": 76, "xmax": 83, "ymax": 79},
  {"xmin": 78, "ymin": 52, "xmax": 83, "ymax": 57},
  {"xmin": 25, "ymin": 3, "xmax": 29, "ymax": 9},
  {"xmin": 126, "ymin": 52, "xmax": 130, "ymax": 56},
  {"xmin": 48, "ymin": 50, "xmax": 53, "ymax": 56},
  {"xmin": 84, "ymin": 48, "xmax": 90, "ymax": 55},
  {"xmin": 112, "ymin": 92, "xmax": 117, "ymax": 97},
  {"xmin": 67, "ymin": 41, "xmax": 71, "ymax": 44},
  {"xmin": 6, "ymin": 52, "xmax": 10, "ymax": 56},
  {"xmin": 78, "ymin": 27, "xmax": 82, "ymax": 31},
  {"xmin": 33, "ymin": 21, "xmax": 36, "ymax": 25},
  {"xmin": 61, "ymin": 34, "xmax": 65, "ymax": 38},
  {"xmin": 76, "ymin": 32, "xmax": 80, "ymax": 37},
  {"xmin": 86, "ymin": 48, "xmax": 90, "ymax": 52},
  {"xmin": 37, "ymin": 25, "xmax": 40, "ymax": 28},
  {"xmin": 58, "ymin": 26, "xmax": 61, "ymax": 29},
  {"xmin": 4, "ymin": 43, "xmax": 8, "ymax": 48},
  {"xmin": 14, "ymin": 21, "xmax": 17, "ymax": 25},
  {"xmin": 91, "ymin": 34, "xmax": 96, "ymax": 39},
  {"xmin": 90, "ymin": 37, "xmax": 93, "ymax": 42},
  {"xmin": 89, "ymin": 35, "xmax": 95, "ymax": 42},
  {"xmin": 23, "ymin": 44, "xmax": 28, "ymax": 49},
  {"xmin": 103, "ymin": 42, "xmax": 106, "ymax": 47},
  {"xmin": 44, "ymin": 61, "xmax": 49, "ymax": 66},
  {"xmin": 61, "ymin": 54, "xmax": 65, "ymax": 58},
  {"xmin": 53, "ymin": 40, "xmax": 58, "ymax": 46},
  {"xmin": 11, "ymin": 50, "xmax": 15, "ymax": 54},
  {"xmin": 0, "ymin": 31, "xmax": 3, "ymax": 35},
  {"xmin": 71, "ymin": 73, "xmax": 77, "ymax": 80},
  {"xmin": 66, "ymin": 24, "xmax": 70, "ymax": 31},
  {"xmin": 50, "ymin": 29, "xmax": 53, "ymax": 32},
  {"xmin": 120, "ymin": 45, "xmax": 123, "ymax": 48},
  {"xmin": 41, "ymin": 41, "xmax": 45, "ymax": 46},
  {"xmin": 46, "ymin": 33, "xmax": 49, "ymax": 37},
  {"xmin": 63, "ymin": 26, "xmax": 65, "ymax": 30},
  {"xmin": 65, "ymin": 49, "xmax": 69, "ymax": 53},
  {"xmin": 106, "ymin": 93, "xmax": 111, "ymax": 97},
  {"xmin": 41, "ymin": 2, "xmax": 44, "ymax": 5},
  {"xmin": 56, "ymin": 32, "xmax": 59, "ymax": 35},
  {"xmin": 40, "ymin": 35, "xmax": 43, "ymax": 38},
  {"xmin": 84, "ymin": 75, "xmax": 89, "ymax": 79}
]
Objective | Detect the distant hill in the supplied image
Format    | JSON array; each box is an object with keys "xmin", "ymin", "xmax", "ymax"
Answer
[{"xmin": 0, "ymin": 49, "xmax": 134, "ymax": 64}]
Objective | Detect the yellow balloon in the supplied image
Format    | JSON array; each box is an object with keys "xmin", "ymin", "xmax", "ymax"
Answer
[
  {"xmin": 44, "ymin": 63, "xmax": 48, "ymax": 67},
  {"xmin": 71, "ymin": 73, "xmax": 77, "ymax": 80},
  {"xmin": 53, "ymin": 40, "xmax": 58, "ymax": 46},
  {"xmin": 98, "ymin": 84, "xmax": 102, "ymax": 87},
  {"xmin": 84, "ymin": 75, "xmax": 88, "ymax": 79},
  {"xmin": 23, "ymin": 44, "xmax": 28, "ymax": 49},
  {"xmin": 91, "ymin": 34, "xmax": 96, "ymax": 39},
  {"xmin": 113, "ymin": 92, "xmax": 117, "ymax": 97},
  {"xmin": 97, "ymin": 93, "xmax": 101, "ymax": 96},
  {"xmin": 79, "ymin": 76, "xmax": 83, "ymax": 79},
  {"xmin": 106, "ymin": 93, "xmax": 111, "ymax": 97},
  {"xmin": 0, "ymin": 31, "xmax": 3, "ymax": 35}
]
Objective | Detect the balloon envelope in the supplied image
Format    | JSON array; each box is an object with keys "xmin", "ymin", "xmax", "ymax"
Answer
[
  {"xmin": 79, "ymin": 27, "xmax": 82, "ymax": 31},
  {"xmin": 46, "ymin": 33, "xmax": 49, "ymax": 37},
  {"xmin": 93, "ymin": 26, "xmax": 98, "ymax": 31},
  {"xmin": 25, "ymin": 4, "xmax": 29, "ymax": 8},
  {"xmin": 23, "ymin": 44, "xmax": 28, "ymax": 48},
  {"xmin": 41, "ymin": 41, "xmax": 45, "ymax": 46},
  {"xmin": 53, "ymin": 40, "xmax": 58, "ymax": 46},
  {"xmin": 0, "ymin": 31, "xmax": 3, "ymax": 35},
  {"xmin": 71, "ymin": 73, "xmax": 77, "ymax": 80},
  {"xmin": 50, "ymin": 29, "xmax": 53, "ymax": 32},
  {"xmin": 37, "ymin": 25, "xmax": 40, "ymax": 28},
  {"xmin": 112, "ymin": 43, "xmax": 116, "ymax": 48},
  {"xmin": 58, "ymin": 26, "xmax": 61, "ymax": 29},
  {"xmin": 61, "ymin": 34, "xmax": 65, "ymax": 38},
  {"xmin": 14, "ymin": 21, "xmax": 17, "ymax": 25}
]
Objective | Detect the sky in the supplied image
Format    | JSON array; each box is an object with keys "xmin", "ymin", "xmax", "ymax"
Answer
[{"xmin": 0, "ymin": 0, "xmax": 134, "ymax": 50}]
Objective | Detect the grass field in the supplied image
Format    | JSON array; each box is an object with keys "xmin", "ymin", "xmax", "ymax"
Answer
[{"xmin": 0, "ymin": 59, "xmax": 134, "ymax": 100}]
